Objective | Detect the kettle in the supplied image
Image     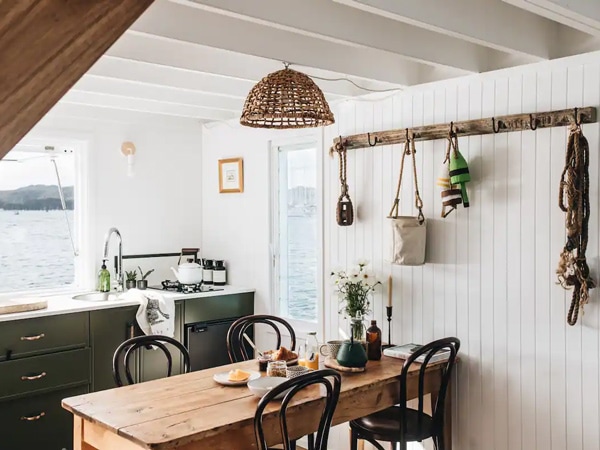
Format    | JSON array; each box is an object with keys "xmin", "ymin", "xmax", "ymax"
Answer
[{"xmin": 336, "ymin": 335, "xmax": 368, "ymax": 368}]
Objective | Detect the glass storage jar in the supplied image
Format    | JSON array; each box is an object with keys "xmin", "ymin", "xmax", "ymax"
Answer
[{"xmin": 266, "ymin": 360, "xmax": 287, "ymax": 377}]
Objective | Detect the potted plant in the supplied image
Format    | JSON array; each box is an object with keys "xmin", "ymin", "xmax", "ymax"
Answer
[
  {"xmin": 125, "ymin": 270, "xmax": 137, "ymax": 290},
  {"xmin": 331, "ymin": 260, "xmax": 381, "ymax": 342},
  {"xmin": 136, "ymin": 266, "xmax": 155, "ymax": 290}
]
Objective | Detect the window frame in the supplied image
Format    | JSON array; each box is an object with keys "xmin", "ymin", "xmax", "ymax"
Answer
[
  {"xmin": 269, "ymin": 133, "xmax": 324, "ymax": 336},
  {"xmin": 0, "ymin": 133, "xmax": 92, "ymax": 297}
]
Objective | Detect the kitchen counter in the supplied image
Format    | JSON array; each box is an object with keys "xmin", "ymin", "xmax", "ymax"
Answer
[{"xmin": 0, "ymin": 286, "xmax": 255, "ymax": 323}]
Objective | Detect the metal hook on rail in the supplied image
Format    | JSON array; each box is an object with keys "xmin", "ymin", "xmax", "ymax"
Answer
[
  {"xmin": 492, "ymin": 117, "xmax": 503, "ymax": 134},
  {"xmin": 529, "ymin": 114, "xmax": 538, "ymax": 131},
  {"xmin": 367, "ymin": 133, "xmax": 379, "ymax": 147},
  {"xmin": 574, "ymin": 108, "xmax": 581, "ymax": 127}
]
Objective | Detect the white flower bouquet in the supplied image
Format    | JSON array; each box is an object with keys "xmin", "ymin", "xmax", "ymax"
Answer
[{"xmin": 331, "ymin": 259, "xmax": 382, "ymax": 323}]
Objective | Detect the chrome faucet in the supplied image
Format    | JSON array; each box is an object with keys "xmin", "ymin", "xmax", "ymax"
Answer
[{"xmin": 102, "ymin": 227, "xmax": 123, "ymax": 292}]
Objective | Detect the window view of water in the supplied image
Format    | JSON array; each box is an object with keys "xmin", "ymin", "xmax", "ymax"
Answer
[
  {"xmin": 278, "ymin": 145, "xmax": 319, "ymax": 323},
  {"xmin": 285, "ymin": 213, "xmax": 318, "ymax": 321},
  {"xmin": 0, "ymin": 210, "xmax": 75, "ymax": 292}
]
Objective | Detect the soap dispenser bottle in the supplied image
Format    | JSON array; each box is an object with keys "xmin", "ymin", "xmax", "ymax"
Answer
[{"xmin": 97, "ymin": 262, "xmax": 111, "ymax": 292}]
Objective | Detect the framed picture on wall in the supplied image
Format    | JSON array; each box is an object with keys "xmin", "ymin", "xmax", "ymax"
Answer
[{"xmin": 218, "ymin": 157, "xmax": 244, "ymax": 193}]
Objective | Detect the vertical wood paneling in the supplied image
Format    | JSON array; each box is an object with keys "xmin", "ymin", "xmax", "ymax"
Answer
[
  {"xmin": 325, "ymin": 55, "xmax": 600, "ymax": 450},
  {"xmin": 551, "ymin": 67, "xmax": 569, "ymax": 450},
  {"xmin": 520, "ymin": 70, "xmax": 538, "ymax": 450},
  {"xmin": 506, "ymin": 74, "xmax": 523, "ymax": 450},
  {"xmin": 581, "ymin": 63, "xmax": 600, "ymax": 450},
  {"xmin": 535, "ymin": 71, "xmax": 552, "ymax": 450}
]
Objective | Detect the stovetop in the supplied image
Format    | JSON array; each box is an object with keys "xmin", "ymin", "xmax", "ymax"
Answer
[{"xmin": 150, "ymin": 280, "xmax": 224, "ymax": 294}]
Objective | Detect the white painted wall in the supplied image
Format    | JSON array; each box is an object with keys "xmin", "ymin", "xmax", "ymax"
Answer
[
  {"xmin": 200, "ymin": 124, "xmax": 318, "ymax": 330},
  {"xmin": 202, "ymin": 50, "xmax": 600, "ymax": 450},
  {"xmin": 27, "ymin": 112, "xmax": 203, "ymax": 288}
]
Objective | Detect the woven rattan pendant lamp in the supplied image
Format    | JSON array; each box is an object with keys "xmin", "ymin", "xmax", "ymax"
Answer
[{"xmin": 240, "ymin": 64, "xmax": 335, "ymax": 129}]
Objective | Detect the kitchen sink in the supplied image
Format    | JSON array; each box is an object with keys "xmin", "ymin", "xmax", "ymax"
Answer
[{"xmin": 72, "ymin": 292, "xmax": 119, "ymax": 302}]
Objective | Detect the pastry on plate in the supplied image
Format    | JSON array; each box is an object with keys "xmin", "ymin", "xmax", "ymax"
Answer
[
  {"xmin": 271, "ymin": 346, "xmax": 298, "ymax": 362},
  {"xmin": 228, "ymin": 369, "xmax": 251, "ymax": 382}
]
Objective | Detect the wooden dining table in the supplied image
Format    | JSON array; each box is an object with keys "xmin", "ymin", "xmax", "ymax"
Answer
[{"xmin": 62, "ymin": 357, "xmax": 452, "ymax": 450}]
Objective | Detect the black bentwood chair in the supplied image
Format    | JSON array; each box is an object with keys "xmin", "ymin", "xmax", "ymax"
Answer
[
  {"xmin": 112, "ymin": 335, "xmax": 191, "ymax": 387},
  {"xmin": 254, "ymin": 369, "xmax": 342, "ymax": 450},
  {"xmin": 227, "ymin": 315, "xmax": 311, "ymax": 449},
  {"xmin": 226, "ymin": 314, "xmax": 297, "ymax": 363},
  {"xmin": 350, "ymin": 337, "xmax": 460, "ymax": 450}
]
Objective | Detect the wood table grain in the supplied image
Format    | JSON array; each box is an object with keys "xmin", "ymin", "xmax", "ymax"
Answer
[{"xmin": 62, "ymin": 357, "xmax": 451, "ymax": 450}]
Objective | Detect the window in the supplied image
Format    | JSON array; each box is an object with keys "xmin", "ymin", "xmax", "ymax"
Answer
[
  {"xmin": 0, "ymin": 143, "xmax": 81, "ymax": 293},
  {"xmin": 271, "ymin": 141, "xmax": 321, "ymax": 325}
]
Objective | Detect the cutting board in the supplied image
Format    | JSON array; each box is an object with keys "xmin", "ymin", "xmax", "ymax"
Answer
[
  {"xmin": 0, "ymin": 298, "xmax": 48, "ymax": 315},
  {"xmin": 324, "ymin": 357, "xmax": 366, "ymax": 373}
]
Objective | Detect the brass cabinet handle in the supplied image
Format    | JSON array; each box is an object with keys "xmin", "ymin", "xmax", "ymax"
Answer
[
  {"xmin": 20, "ymin": 412, "xmax": 45, "ymax": 421},
  {"xmin": 21, "ymin": 372, "xmax": 47, "ymax": 381},
  {"xmin": 20, "ymin": 333, "xmax": 45, "ymax": 341}
]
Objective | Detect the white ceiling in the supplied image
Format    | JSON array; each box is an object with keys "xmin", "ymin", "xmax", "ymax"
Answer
[{"xmin": 51, "ymin": 0, "xmax": 600, "ymax": 126}]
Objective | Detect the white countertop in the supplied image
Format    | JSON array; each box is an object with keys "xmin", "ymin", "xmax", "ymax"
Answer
[{"xmin": 0, "ymin": 285, "xmax": 255, "ymax": 323}]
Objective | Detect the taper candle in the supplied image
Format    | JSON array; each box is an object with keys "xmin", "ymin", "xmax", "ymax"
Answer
[{"xmin": 387, "ymin": 275, "xmax": 393, "ymax": 307}]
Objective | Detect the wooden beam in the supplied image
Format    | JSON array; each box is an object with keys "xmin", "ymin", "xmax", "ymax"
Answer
[
  {"xmin": 332, "ymin": 107, "xmax": 597, "ymax": 151},
  {"xmin": 0, "ymin": 0, "xmax": 154, "ymax": 160}
]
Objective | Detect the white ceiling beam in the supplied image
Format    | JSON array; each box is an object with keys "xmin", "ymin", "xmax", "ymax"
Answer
[
  {"xmin": 60, "ymin": 91, "xmax": 237, "ymax": 122},
  {"xmin": 503, "ymin": 0, "xmax": 600, "ymax": 36},
  {"xmin": 104, "ymin": 34, "xmax": 401, "ymax": 98},
  {"xmin": 72, "ymin": 76, "xmax": 244, "ymax": 112},
  {"xmin": 89, "ymin": 57, "xmax": 257, "ymax": 99},
  {"xmin": 182, "ymin": 0, "xmax": 484, "ymax": 72},
  {"xmin": 129, "ymin": 0, "xmax": 457, "ymax": 85},
  {"xmin": 333, "ymin": 0, "xmax": 557, "ymax": 59},
  {"xmin": 44, "ymin": 103, "xmax": 203, "ymax": 128}
]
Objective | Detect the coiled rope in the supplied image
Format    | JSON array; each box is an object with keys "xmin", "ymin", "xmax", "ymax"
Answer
[{"xmin": 557, "ymin": 124, "xmax": 595, "ymax": 325}]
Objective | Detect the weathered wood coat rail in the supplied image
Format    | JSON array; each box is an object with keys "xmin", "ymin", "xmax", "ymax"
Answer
[{"xmin": 331, "ymin": 107, "xmax": 597, "ymax": 151}]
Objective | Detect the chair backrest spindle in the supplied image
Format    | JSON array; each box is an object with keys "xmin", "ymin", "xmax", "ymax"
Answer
[
  {"xmin": 398, "ymin": 337, "xmax": 460, "ymax": 443},
  {"xmin": 254, "ymin": 369, "xmax": 341, "ymax": 450},
  {"xmin": 112, "ymin": 335, "xmax": 191, "ymax": 387}
]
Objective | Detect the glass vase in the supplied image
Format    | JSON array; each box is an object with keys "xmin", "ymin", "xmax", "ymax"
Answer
[{"xmin": 350, "ymin": 315, "xmax": 365, "ymax": 342}]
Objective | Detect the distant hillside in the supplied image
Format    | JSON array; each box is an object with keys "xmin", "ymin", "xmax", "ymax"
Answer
[{"xmin": 0, "ymin": 185, "xmax": 74, "ymax": 210}]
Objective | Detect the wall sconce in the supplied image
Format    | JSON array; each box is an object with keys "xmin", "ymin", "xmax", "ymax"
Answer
[{"xmin": 121, "ymin": 141, "xmax": 136, "ymax": 177}]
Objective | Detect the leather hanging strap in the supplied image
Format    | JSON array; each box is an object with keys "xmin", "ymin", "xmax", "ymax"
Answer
[
  {"xmin": 335, "ymin": 140, "xmax": 354, "ymax": 226},
  {"xmin": 388, "ymin": 130, "xmax": 424, "ymax": 223},
  {"xmin": 557, "ymin": 124, "xmax": 595, "ymax": 325}
]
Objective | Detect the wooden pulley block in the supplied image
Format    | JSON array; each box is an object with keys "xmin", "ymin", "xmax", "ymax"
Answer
[{"xmin": 336, "ymin": 197, "xmax": 354, "ymax": 226}]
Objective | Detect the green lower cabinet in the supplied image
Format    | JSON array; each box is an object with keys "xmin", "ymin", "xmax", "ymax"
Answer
[
  {"xmin": 0, "ymin": 385, "xmax": 88, "ymax": 450},
  {"xmin": 90, "ymin": 306, "xmax": 139, "ymax": 391},
  {"xmin": 139, "ymin": 302, "xmax": 184, "ymax": 382}
]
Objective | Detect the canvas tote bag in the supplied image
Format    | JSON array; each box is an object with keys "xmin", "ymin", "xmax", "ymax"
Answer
[{"xmin": 388, "ymin": 132, "xmax": 426, "ymax": 265}]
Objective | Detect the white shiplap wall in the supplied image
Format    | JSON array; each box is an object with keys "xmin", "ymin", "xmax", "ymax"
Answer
[
  {"xmin": 201, "ymin": 51, "xmax": 600, "ymax": 450},
  {"xmin": 322, "ymin": 53, "xmax": 600, "ymax": 450}
]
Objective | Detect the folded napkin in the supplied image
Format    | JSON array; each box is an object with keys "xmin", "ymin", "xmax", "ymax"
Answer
[{"xmin": 125, "ymin": 289, "xmax": 175, "ymax": 338}]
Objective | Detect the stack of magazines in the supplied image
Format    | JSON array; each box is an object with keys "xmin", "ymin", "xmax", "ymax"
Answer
[{"xmin": 382, "ymin": 343, "xmax": 450, "ymax": 363}]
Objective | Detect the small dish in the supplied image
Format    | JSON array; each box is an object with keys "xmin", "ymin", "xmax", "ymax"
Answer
[
  {"xmin": 286, "ymin": 365, "xmax": 309, "ymax": 378},
  {"xmin": 213, "ymin": 370, "xmax": 261, "ymax": 386},
  {"xmin": 247, "ymin": 376, "xmax": 289, "ymax": 399}
]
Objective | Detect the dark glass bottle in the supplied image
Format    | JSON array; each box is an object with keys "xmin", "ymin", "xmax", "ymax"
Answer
[{"xmin": 366, "ymin": 320, "xmax": 382, "ymax": 360}]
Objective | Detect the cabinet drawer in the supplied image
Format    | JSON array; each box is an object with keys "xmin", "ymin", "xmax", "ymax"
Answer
[
  {"xmin": 0, "ymin": 312, "xmax": 89, "ymax": 362},
  {"xmin": 0, "ymin": 348, "xmax": 90, "ymax": 401},
  {"xmin": 0, "ymin": 385, "xmax": 88, "ymax": 450},
  {"xmin": 184, "ymin": 293, "xmax": 254, "ymax": 323}
]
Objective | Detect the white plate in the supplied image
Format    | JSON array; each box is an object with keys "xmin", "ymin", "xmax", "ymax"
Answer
[
  {"xmin": 247, "ymin": 376, "xmax": 289, "ymax": 398},
  {"xmin": 213, "ymin": 370, "xmax": 261, "ymax": 386}
]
